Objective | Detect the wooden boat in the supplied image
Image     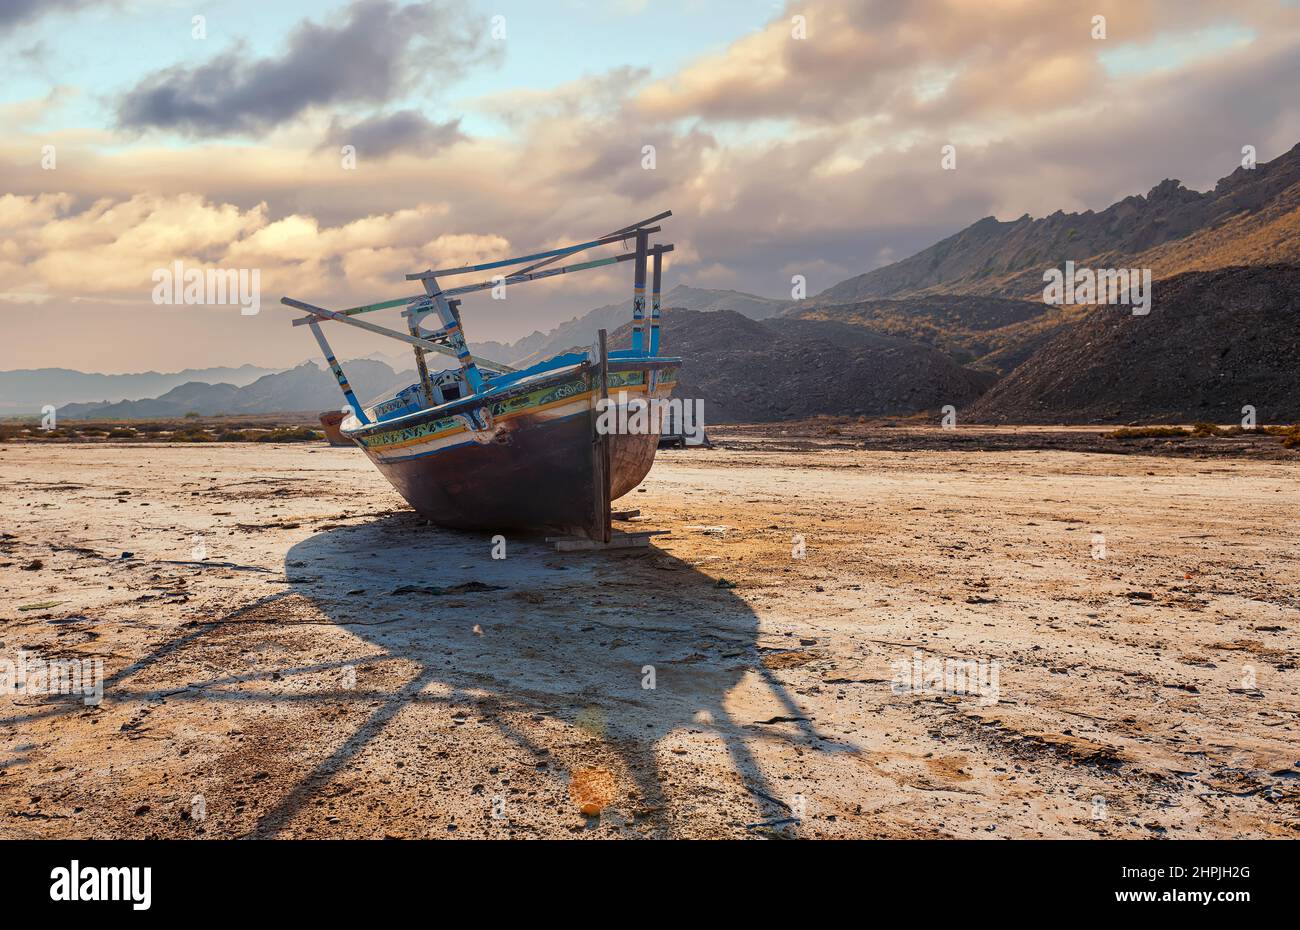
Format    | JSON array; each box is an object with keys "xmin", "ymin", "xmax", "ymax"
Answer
[
  {"xmin": 317, "ymin": 410, "xmax": 353, "ymax": 446},
  {"xmin": 282, "ymin": 213, "xmax": 679, "ymax": 541}
]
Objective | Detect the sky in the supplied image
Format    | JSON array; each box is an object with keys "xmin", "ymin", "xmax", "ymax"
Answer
[{"xmin": 2, "ymin": 0, "xmax": 1300, "ymax": 373}]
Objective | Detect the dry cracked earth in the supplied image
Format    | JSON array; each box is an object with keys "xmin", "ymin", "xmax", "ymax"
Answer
[{"xmin": 1, "ymin": 432, "xmax": 1298, "ymax": 838}]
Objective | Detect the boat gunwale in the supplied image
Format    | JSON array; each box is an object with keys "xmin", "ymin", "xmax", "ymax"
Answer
[{"xmin": 344, "ymin": 353, "xmax": 682, "ymax": 440}]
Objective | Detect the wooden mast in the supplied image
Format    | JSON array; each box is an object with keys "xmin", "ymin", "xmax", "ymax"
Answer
[
  {"xmin": 630, "ymin": 229, "xmax": 649, "ymax": 355},
  {"xmin": 649, "ymin": 244, "xmax": 665, "ymax": 356}
]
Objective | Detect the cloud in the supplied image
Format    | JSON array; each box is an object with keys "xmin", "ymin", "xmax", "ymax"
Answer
[
  {"xmin": 115, "ymin": 0, "xmax": 495, "ymax": 137},
  {"xmin": 0, "ymin": 0, "xmax": 93, "ymax": 35},
  {"xmin": 9, "ymin": 0, "xmax": 1300, "ymax": 371},
  {"xmin": 634, "ymin": 0, "xmax": 1292, "ymax": 129},
  {"xmin": 322, "ymin": 109, "xmax": 465, "ymax": 157}
]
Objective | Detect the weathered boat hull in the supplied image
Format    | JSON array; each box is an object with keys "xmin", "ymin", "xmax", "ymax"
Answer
[
  {"xmin": 318, "ymin": 410, "xmax": 353, "ymax": 446},
  {"xmin": 346, "ymin": 361, "xmax": 678, "ymax": 536}
]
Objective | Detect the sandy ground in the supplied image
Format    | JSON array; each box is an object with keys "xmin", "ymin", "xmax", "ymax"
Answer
[{"xmin": 2, "ymin": 434, "xmax": 1298, "ymax": 839}]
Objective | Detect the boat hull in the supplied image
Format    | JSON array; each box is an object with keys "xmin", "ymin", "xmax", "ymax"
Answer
[{"xmin": 347, "ymin": 362, "xmax": 678, "ymax": 536}]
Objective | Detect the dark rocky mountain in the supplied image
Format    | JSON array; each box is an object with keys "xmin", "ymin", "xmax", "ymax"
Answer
[
  {"xmin": 963, "ymin": 265, "xmax": 1300, "ymax": 424},
  {"xmin": 817, "ymin": 142, "xmax": 1300, "ymax": 303},
  {"xmin": 611, "ymin": 309, "xmax": 995, "ymax": 423}
]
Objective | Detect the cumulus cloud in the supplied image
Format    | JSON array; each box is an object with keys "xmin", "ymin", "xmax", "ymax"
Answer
[
  {"xmin": 635, "ymin": 0, "xmax": 1291, "ymax": 128},
  {"xmin": 8, "ymin": 0, "xmax": 1300, "ymax": 370},
  {"xmin": 115, "ymin": 0, "xmax": 496, "ymax": 136}
]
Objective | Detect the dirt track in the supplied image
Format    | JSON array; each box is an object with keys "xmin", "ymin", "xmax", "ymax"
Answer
[{"xmin": 2, "ymin": 435, "xmax": 1298, "ymax": 838}]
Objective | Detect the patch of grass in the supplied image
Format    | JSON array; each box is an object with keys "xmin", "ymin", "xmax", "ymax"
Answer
[
  {"xmin": 216, "ymin": 430, "xmax": 252, "ymax": 442},
  {"xmin": 107, "ymin": 427, "xmax": 138, "ymax": 438},
  {"xmin": 1189, "ymin": 421, "xmax": 1224, "ymax": 437},
  {"xmin": 78, "ymin": 427, "xmax": 108, "ymax": 436},
  {"xmin": 255, "ymin": 427, "xmax": 321, "ymax": 443},
  {"xmin": 1106, "ymin": 426, "xmax": 1190, "ymax": 439}
]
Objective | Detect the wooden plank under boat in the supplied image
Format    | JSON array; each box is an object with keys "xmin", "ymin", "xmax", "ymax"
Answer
[{"xmin": 281, "ymin": 212, "xmax": 682, "ymax": 539}]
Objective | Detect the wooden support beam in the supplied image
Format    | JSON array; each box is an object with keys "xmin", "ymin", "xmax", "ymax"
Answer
[
  {"xmin": 546, "ymin": 530, "xmax": 667, "ymax": 552},
  {"xmin": 407, "ymin": 225, "xmax": 660, "ymax": 280},
  {"xmin": 513, "ymin": 210, "xmax": 672, "ymax": 277},
  {"xmin": 649, "ymin": 245, "xmax": 665, "ymax": 357},
  {"xmin": 295, "ymin": 246, "xmax": 673, "ymax": 327},
  {"xmin": 282, "ymin": 298, "xmax": 515, "ymax": 373},
  {"xmin": 631, "ymin": 230, "xmax": 649, "ymax": 355},
  {"xmin": 408, "ymin": 317, "xmax": 435, "ymax": 406},
  {"xmin": 592, "ymin": 328, "xmax": 612, "ymax": 544},
  {"xmin": 307, "ymin": 321, "xmax": 370, "ymax": 425},
  {"xmin": 419, "ymin": 274, "xmax": 484, "ymax": 394}
]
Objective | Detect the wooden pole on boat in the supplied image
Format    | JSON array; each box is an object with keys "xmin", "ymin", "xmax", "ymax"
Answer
[
  {"xmin": 307, "ymin": 320, "xmax": 371, "ymax": 425},
  {"xmin": 649, "ymin": 244, "xmax": 665, "ymax": 357},
  {"xmin": 419, "ymin": 275, "xmax": 485, "ymax": 394},
  {"xmin": 631, "ymin": 229, "xmax": 649, "ymax": 355},
  {"xmin": 512, "ymin": 210, "xmax": 672, "ymax": 278},
  {"xmin": 408, "ymin": 224, "xmax": 663, "ymax": 280},
  {"xmin": 408, "ymin": 317, "xmax": 435, "ymax": 406},
  {"xmin": 281, "ymin": 297, "xmax": 515, "ymax": 373},
  {"xmin": 593, "ymin": 328, "xmax": 612, "ymax": 544},
  {"xmin": 313, "ymin": 246, "xmax": 674, "ymax": 326}
]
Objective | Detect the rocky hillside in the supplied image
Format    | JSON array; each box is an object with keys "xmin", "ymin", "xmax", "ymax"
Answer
[
  {"xmin": 963, "ymin": 265, "xmax": 1300, "ymax": 424},
  {"xmin": 818, "ymin": 142, "xmax": 1300, "ymax": 303},
  {"xmin": 611, "ymin": 309, "xmax": 995, "ymax": 422},
  {"xmin": 781, "ymin": 293, "xmax": 1079, "ymax": 373}
]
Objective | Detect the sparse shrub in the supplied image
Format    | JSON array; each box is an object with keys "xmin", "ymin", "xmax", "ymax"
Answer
[
  {"xmin": 255, "ymin": 427, "xmax": 321, "ymax": 443},
  {"xmin": 107, "ymin": 428, "xmax": 137, "ymax": 438},
  {"xmin": 183, "ymin": 411, "xmax": 201, "ymax": 419},
  {"xmin": 79, "ymin": 427, "xmax": 108, "ymax": 436},
  {"xmin": 217, "ymin": 430, "xmax": 251, "ymax": 442},
  {"xmin": 168, "ymin": 428, "xmax": 215, "ymax": 442},
  {"xmin": 1189, "ymin": 421, "xmax": 1223, "ymax": 437},
  {"xmin": 1107, "ymin": 426, "xmax": 1190, "ymax": 439}
]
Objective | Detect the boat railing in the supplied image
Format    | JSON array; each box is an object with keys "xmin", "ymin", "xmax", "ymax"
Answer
[{"xmin": 281, "ymin": 212, "xmax": 673, "ymax": 423}]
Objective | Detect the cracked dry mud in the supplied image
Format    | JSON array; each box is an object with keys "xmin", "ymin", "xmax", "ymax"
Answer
[{"xmin": 1, "ymin": 433, "xmax": 1298, "ymax": 838}]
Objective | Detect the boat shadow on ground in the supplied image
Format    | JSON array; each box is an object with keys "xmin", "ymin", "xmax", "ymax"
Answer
[{"xmin": 256, "ymin": 511, "xmax": 831, "ymax": 837}]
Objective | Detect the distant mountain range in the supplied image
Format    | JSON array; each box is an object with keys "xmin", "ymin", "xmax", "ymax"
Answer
[
  {"xmin": 35, "ymin": 142, "xmax": 1300, "ymax": 425},
  {"xmin": 58, "ymin": 361, "xmax": 414, "ymax": 420},
  {"xmin": 0, "ymin": 365, "xmax": 277, "ymax": 415}
]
